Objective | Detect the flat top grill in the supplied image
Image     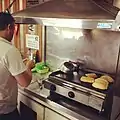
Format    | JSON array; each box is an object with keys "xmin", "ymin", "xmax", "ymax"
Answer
[{"xmin": 50, "ymin": 70, "xmax": 113, "ymax": 94}]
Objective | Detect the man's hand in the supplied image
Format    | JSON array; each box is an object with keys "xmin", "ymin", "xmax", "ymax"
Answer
[{"xmin": 26, "ymin": 60, "xmax": 35, "ymax": 70}]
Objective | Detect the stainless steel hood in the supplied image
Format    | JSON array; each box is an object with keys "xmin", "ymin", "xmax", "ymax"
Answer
[{"xmin": 12, "ymin": 0, "xmax": 120, "ymax": 29}]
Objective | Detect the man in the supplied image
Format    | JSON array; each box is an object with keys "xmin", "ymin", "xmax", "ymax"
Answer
[{"xmin": 0, "ymin": 12, "xmax": 34, "ymax": 119}]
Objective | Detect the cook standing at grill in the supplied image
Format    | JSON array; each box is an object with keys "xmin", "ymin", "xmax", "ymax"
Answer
[{"xmin": 0, "ymin": 12, "xmax": 34, "ymax": 120}]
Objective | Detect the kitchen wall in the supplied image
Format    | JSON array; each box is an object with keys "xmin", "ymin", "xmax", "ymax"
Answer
[
  {"xmin": 0, "ymin": 0, "xmax": 43, "ymax": 59},
  {"xmin": 46, "ymin": 27, "xmax": 120, "ymax": 74},
  {"xmin": 113, "ymin": 0, "xmax": 120, "ymax": 8}
]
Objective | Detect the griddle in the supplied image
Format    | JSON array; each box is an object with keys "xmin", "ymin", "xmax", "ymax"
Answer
[{"xmin": 49, "ymin": 70, "xmax": 113, "ymax": 94}]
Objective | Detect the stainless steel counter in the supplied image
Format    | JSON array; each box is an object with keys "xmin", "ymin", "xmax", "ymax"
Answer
[{"xmin": 18, "ymin": 80, "xmax": 108, "ymax": 120}]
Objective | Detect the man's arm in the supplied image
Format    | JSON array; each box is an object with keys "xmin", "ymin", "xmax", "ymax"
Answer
[
  {"xmin": 14, "ymin": 60, "xmax": 34, "ymax": 87},
  {"xmin": 5, "ymin": 47, "xmax": 34, "ymax": 87}
]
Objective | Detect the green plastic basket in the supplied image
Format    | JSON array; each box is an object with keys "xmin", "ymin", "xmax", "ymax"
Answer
[{"xmin": 32, "ymin": 62, "xmax": 50, "ymax": 74}]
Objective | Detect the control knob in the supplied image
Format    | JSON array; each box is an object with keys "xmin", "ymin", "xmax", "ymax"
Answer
[
  {"xmin": 68, "ymin": 91, "xmax": 75, "ymax": 98},
  {"xmin": 50, "ymin": 84, "xmax": 56, "ymax": 91}
]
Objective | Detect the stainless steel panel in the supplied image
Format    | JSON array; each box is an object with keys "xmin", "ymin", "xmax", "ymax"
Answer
[
  {"xmin": 14, "ymin": 17, "xmax": 114, "ymax": 29},
  {"xmin": 89, "ymin": 95, "xmax": 104, "ymax": 111},
  {"xmin": 12, "ymin": 0, "xmax": 119, "ymax": 30},
  {"xmin": 55, "ymin": 84, "xmax": 89, "ymax": 106},
  {"xmin": 44, "ymin": 79, "xmax": 104, "ymax": 111},
  {"xmin": 13, "ymin": 0, "xmax": 117, "ymax": 19}
]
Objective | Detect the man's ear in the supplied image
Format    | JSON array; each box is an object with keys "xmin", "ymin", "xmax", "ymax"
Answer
[{"xmin": 6, "ymin": 24, "xmax": 11, "ymax": 31}]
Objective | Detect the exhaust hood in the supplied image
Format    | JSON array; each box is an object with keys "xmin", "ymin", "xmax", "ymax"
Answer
[{"xmin": 12, "ymin": 0, "xmax": 120, "ymax": 30}]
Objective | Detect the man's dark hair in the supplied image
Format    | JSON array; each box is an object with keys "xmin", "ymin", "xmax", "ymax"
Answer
[{"xmin": 0, "ymin": 12, "xmax": 15, "ymax": 30}]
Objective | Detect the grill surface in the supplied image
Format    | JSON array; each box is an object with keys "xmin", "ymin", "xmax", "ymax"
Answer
[{"xmin": 50, "ymin": 70, "xmax": 113, "ymax": 94}]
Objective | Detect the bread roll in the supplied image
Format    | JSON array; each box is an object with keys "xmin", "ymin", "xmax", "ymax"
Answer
[
  {"xmin": 80, "ymin": 76, "xmax": 95, "ymax": 83},
  {"xmin": 95, "ymin": 78, "xmax": 109, "ymax": 85},
  {"xmin": 85, "ymin": 73, "xmax": 97, "ymax": 79},
  {"xmin": 92, "ymin": 82, "xmax": 108, "ymax": 90},
  {"xmin": 92, "ymin": 78, "xmax": 109, "ymax": 90},
  {"xmin": 100, "ymin": 75, "xmax": 114, "ymax": 83}
]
